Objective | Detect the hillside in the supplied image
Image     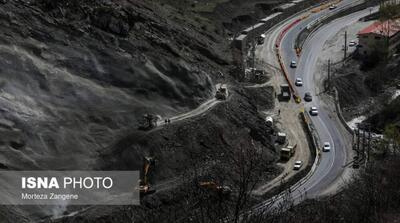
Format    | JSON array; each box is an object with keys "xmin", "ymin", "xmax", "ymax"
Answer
[{"xmin": 0, "ymin": 0, "xmax": 281, "ymax": 222}]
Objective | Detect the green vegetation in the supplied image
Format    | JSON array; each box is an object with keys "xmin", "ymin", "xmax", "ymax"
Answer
[{"xmin": 379, "ymin": 0, "xmax": 400, "ymax": 20}]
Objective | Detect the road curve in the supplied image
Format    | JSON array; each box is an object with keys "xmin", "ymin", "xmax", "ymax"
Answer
[
  {"xmin": 283, "ymin": 6, "xmax": 378, "ymax": 199},
  {"xmin": 252, "ymin": 1, "xmax": 378, "ymax": 213}
]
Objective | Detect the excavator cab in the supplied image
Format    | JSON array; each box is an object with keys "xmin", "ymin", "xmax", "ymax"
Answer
[
  {"xmin": 138, "ymin": 114, "xmax": 159, "ymax": 130},
  {"xmin": 215, "ymin": 85, "xmax": 228, "ymax": 100}
]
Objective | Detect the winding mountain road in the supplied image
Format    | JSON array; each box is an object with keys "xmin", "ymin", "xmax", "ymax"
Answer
[{"xmin": 253, "ymin": 0, "xmax": 378, "ymax": 213}]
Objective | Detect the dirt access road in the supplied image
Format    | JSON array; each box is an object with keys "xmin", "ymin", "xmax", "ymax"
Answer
[
  {"xmin": 251, "ymin": 15, "xmax": 312, "ymax": 196},
  {"xmin": 154, "ymin": 83, "xmax": 229, "ymax": 128}
]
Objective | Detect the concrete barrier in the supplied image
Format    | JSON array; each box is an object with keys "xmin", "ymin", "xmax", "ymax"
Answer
[
  {"xmin": 233, "ymin": 0, "xmax": 329, "ymax": 56},
  {"xmin": 295, "ymin": 0, "xmax": 377, "ymax": 53}
]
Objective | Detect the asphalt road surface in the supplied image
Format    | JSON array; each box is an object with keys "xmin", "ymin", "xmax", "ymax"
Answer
[
  {"xmin": 284, "ymin": 6, "xmax": 379, "ymax": 200},
  {"xmin": 253, "ymin": 0, "xmax": 378, "ymax": 213}
]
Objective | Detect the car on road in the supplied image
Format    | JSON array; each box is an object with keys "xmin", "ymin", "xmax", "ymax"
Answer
[
  {"xmin": 349, "ymin": 41, "xmax": 357, "ymax": 47},
  {"xmin": 295, "ymin": 78, "xmax": 303, "ymax": 86},
  {"xmin": 304, "ymin": 92, "xmax": 312, "ymax": 102},
  {"xmin": 323, "ymin": 142, "xmax": 331, "ymax": 152},
  {"xmin": 309, "ymin": 107, "xmax": 318, "ymax": 116},
  {"xmin": 294, "ymin": 161, "xmax": 302, "ymax": 170},
  {"xmin": 290, "ymin": 60, "xmax": 297, "ymax": 68},
  {"xmin": 329, "ymin": 4, "xmax": 337, "ymax": 10}
]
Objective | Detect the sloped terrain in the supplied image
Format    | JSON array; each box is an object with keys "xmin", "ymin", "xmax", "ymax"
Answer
[
  {"xmin": 0, "ymin": 0, "xmax": 229, "ymax": 170},
  {"xmin": 156, "ymin": 0, "xmax": 288, "ymax": 34},
  {"xmin": 0, "ymin": 0, "xmax": 280, "ymax": 222},
  {"xmin": 333, "ymin": 56, "xmax": 400, "ymax": 126}
]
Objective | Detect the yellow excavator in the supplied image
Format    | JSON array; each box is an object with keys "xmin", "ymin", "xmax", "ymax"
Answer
[
  {"xmin": 138, "ymin": 157, "xmax": 156, "ymax": 195},
  {"xmin": 198, "ymin": 181, "xmax": 232, "ymax": 196}
]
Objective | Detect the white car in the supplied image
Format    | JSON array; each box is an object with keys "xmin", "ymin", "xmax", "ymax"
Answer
[
  {"xmin": 295, "ymin": 78, "xmax": 303, "ymax": 86},
  {"xmin": 349, "ymin": 41, "xmax": 357, "ymax": 47},
  {"xmin": 310, "ymin": 107, "xmax": 318, "ymax": 116},
  {"xmin": 329, "ymin": 4, "xmax": 337, "ymax": 10},
  {"xmin": 323, "ymin": 142, "xmax": 331, "ymax": 152},
  {"xmin": 290, "ymin": 60, "xmax": 297, "ymax": 68},
  {"xmin": 294, "ymin": 161, "xmax": 302, "ymax": 170}
]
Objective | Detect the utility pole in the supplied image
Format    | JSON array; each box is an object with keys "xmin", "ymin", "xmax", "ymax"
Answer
[{"xmin": 344, "ymin": 31, "xmax": 348, "ymax": 62}]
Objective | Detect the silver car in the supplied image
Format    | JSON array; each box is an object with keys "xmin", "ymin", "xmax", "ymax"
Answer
[
  {"xmin": 295, "ymin": 78, "xmax": 303, "ymax": 86},
  {"xmin": 290, "ymin": 60, "xmax": 297, "ymax": 68},
  {"xmin": 310, "ymin": 107, "xmax": 318, "ymax": 116},
  {"xmin": 323, "ymin": 142, "xmax": 331, "ymax": 152}
]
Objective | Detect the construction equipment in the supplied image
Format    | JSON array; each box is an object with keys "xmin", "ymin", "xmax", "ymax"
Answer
[
  {"xmin": 215, "ymin": 85, "xmax": 228, "ymax": 100},
  {"xmin": 138, "ymin": 157, "xmax": 156, "ymax": 195},
  {"xmin": 265, "ymin": 116, "xmax": 273, "ymax": 127},
  {"xmin": 198, "ymin": 181, "xmax": 232, "ymax": 196},
  {"xmin": 281, "ymin": 144, "xmax": 297, "ymax": 160},
  {"xmin": 280, "ymin": 84, "xmax": 291, "ymax": 101},
  {"xmin": 276, "ymin": 132, "xmax": 287, "ymax": 144},
  {"xmin": 258, "ymin": 34, "xmax": 266, "ymax": 45},
  {"xmin": 138, "ymin": 114, "xmax": 159, "ymax": 130}
]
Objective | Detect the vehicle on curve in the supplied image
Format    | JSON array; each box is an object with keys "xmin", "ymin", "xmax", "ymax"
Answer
[
  {"xmin": 349, "ymin": 41, "xmax": 357, "ymax": 47},
  {"xmin": 329, "ymin": 4, "xmax": 337, "ymax": 10},
  {"xmin": 323, "ymin": 142, "xmax": 331, "ymax": 152},
  {"xmin": 277, "ymin": 132, "xmax": 287, "ymax": 144},
  {"xmin": 295, "ymin": 78, "xmax": 303, "ymax": 86},
  {"xmin": 304, "ymin": 92, "xmax": 312, "ymax": 102},
  {"xmin": 281, "ymin": 145, "xmax": 297, "ymax": 160},
  {"xmin": 310, "ymin": 107, "xmax": 318, "ymax": 116},
  {"xmin": 294, "ymin": 160, "xmax": 302, "ymax": 170},
  {"xmin": 290, "ymin": 60, "xmax": 297, "ymax": 68}
]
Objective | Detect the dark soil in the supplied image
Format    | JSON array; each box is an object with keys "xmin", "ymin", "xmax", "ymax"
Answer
[
  {"xmin": 0, "ymin": 0, "xmax": 281, "ymax": 222},
  {"xmin": 332, "ymin": 55, "xmax": 400, "ymax": 129}
]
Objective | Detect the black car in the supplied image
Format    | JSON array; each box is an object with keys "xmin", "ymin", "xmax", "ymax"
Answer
[{"xmin": 304, "ymin": 92, "xmax": 312, "ymax": 102}]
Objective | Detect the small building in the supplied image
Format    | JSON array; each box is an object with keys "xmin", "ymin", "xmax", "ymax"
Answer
[{"xmin": 357, "ymin": 19, "xmax": 400, "ymax": 57}]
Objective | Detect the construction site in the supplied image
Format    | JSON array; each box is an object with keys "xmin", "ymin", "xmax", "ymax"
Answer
[{"xmin": 0, "ymin": 0, "xmax": 399, "ymax": 222}]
